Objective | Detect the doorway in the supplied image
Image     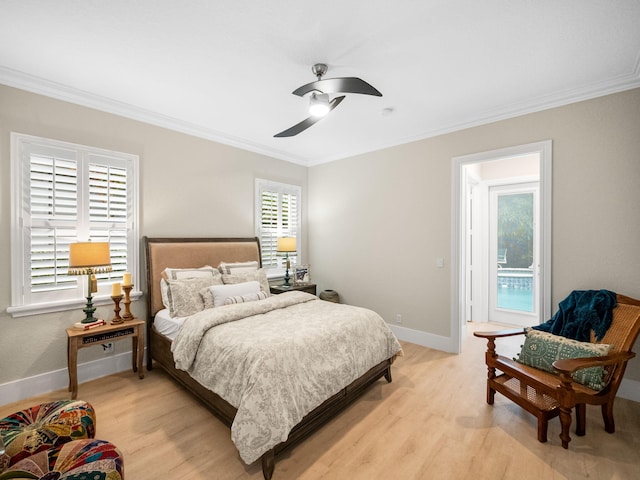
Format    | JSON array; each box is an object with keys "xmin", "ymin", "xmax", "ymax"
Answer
[{"xmin": 451, "ymin": 141, "xmax": 552, "ymax": 353}]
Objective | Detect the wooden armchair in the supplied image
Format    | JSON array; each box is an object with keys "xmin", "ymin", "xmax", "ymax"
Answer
[{"xmin": 474, "ymin": 294, "xmax": 640, "ymax": 448}]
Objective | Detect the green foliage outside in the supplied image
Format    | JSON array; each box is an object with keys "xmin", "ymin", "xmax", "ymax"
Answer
[{"xmin": 498, "ymin": 193, "xmax": 533, "ymax": 268}]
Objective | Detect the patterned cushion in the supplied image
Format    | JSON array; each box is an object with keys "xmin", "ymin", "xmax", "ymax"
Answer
[
  {"xmin": 221, "ymin": 268, "xmax": 270, "ymax": 296},
  {"xmin": 200, "ymin": 286, "xmax": 216, "ymax": 310},
  {"xmin": 166, "ymin": 276, "xmax": 222, "ymax": 317},
  {"xmin": 0, "ymin": 400, "xmax": 96, "ymax": 471},
  {"xmin": 0, "ymin": 439, "xmax": 123, "ymax": 480},
  {"xmin": 515, "ymin": 329, "xmax": 611, "ymax": 390},
  {"xmin": 160, "ymin": 266, "xmax": 221, "ymax": 307}
]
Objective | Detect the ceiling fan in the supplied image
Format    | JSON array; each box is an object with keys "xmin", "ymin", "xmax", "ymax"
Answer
[{"xmin": 274, "ymin": 63, "xmax": 382, "ymax": 138}]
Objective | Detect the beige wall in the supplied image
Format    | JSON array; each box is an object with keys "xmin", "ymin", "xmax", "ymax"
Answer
[
  {"xmin": 0, "ymin": 85, "xmax": 307, "ymax": 385},
  {"xmin": 308, "ymin": 88, "xmax": 640, "ymax": 381},
  {"xmin": 1, "ymin": 84, "xmax": 639, "ymax": 390}
]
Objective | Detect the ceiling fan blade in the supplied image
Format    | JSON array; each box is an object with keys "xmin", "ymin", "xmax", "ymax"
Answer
[
  {"xmin": 274, "ymin": 96, "xmax": 345, "ymax": 137},
  {"xmin": 292, "ymin": 77, "xmax": 382, "ymax": 97}
]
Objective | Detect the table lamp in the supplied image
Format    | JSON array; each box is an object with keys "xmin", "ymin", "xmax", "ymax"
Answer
[
  {"xmin": 276, "ymin": 237, "xmax": 297, "ymax": 287},
  {"xmin": 68, "ymin": 242, "xmax": 112, "ymax": 323}
]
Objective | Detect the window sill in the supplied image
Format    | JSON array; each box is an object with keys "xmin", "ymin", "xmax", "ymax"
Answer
[{"xmin": 6, "ymin": 291, "xmax": 143, "ymax": 318}]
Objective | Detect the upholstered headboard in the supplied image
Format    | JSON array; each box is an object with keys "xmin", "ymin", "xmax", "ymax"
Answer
[{"xmin": 144, "ymin": 237, "xmax": 262, "ymax": 320}]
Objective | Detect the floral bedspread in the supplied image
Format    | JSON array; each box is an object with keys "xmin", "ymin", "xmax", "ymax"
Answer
[{"xmin": 171, "ymin": 291, "xmax": 402, "ymax": 464}]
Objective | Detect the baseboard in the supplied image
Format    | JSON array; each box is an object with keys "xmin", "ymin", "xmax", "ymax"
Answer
[
  {"xmin": 388, "ymin": 323, "xmax": 640, "ymax": 403},
  {"xmin": 2, "ymin": 340, "xmax": 639, "ymax": 406},
  {"xmin": 617, "ymin": 377, "xmax": 640, "ymax": 403},
  {"xmin": 389, "ymin": 324, "xmax": 458, "ymax": 353},
  {"xmin": 0, "ymin": 351, "xmax": 137, "ymax": 406}
]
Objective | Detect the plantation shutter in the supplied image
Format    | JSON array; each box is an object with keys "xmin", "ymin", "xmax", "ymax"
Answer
[
  {"xmin": 10, "ymin": 133, "xmax": 138, "ymax": 314},
  {"xmin": 256, "ymin": 180, "xmax": 300, "ymax": 271},
  {"xmin": 88, "ymin": 160, "xmax": 129, "ymax": 279},
  {"xmin": 28, "ymin": 151, "xmax": 78, "ymax": 293}
]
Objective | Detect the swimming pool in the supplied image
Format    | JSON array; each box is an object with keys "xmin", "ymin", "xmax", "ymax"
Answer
[{"xmin": 497, "ymin": 286, "xmax": 534, "ymax": 312}]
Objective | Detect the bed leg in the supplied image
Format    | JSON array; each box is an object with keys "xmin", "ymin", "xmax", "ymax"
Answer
[
  {"xmin": 261, "ymin": 449, "xmax": 275, "ymax": 480},
  {"xmin": 384, "ymin": 366, "xmax": 392, "ymax": 383}
]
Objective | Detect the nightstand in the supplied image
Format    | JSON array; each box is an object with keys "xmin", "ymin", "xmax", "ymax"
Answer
[
  {"xmin": 66, "ymin": 319, "xmax": 145, "ymax": 399},
  {"xmin": 270, "ymin": 283, "xmax": 317, "ymax": 296}
]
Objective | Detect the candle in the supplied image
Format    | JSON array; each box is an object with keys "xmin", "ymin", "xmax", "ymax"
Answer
[
  {"xmin": 122, "ymin": 272, "xmax": 132, "ymax": 286},
  {"xmin": 112, "ymin": 282, "xmax": 122, "ymax": 296}
]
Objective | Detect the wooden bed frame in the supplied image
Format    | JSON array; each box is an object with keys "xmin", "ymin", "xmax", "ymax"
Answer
[{"xmin": 144, "ymin": 237, "xmax": 396, "ymax": 480}]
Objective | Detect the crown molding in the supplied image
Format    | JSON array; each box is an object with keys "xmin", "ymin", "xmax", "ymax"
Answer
[
  {"xmin": 0, "ymin": 66, "xmax": 309, "ymax": 166},
  {"xmin": 3, "ymin": 65, "xmax": 639, "ymax": 168},
  {"xmin": 308, "ymin": 69, "xmax": 640, "ymax": 166}
]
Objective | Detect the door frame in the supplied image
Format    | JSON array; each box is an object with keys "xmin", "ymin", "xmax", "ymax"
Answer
[{"xmin": 451, "ymin": 140, "xmax": 552, "ymax": 353}]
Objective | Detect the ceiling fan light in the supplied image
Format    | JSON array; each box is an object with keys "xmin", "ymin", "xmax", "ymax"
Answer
[{"xmin": 309, "ymin": 92, "xmax": 330, "ymax": 117}]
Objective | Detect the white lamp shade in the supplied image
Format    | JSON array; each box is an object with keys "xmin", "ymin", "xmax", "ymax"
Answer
[{"xmin": 276, "ymin": 237, "xmax": 297, "ymax": 253}]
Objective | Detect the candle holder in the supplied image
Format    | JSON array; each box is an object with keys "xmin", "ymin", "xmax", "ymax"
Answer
[
  {"xmin": 122, "ymin": 285, "xmax": 135, "ymax": 321},
  {"xmin": 111, "ymin": 295, "xmax": 124, "ymax": 324}
]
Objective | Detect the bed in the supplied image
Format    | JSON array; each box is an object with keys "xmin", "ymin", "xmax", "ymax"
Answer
[{"xmin": 144, "ymin": 237, "xmax": 401, "ymax": 479}]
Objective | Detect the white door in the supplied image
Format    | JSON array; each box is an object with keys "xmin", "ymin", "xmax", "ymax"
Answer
[{"xmin": 488, "ymin": 182, "xmax": 540, "ymax": 327}]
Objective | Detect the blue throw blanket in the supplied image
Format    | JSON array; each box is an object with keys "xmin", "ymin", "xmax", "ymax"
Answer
[{"xmin": 533, "ymin": 289, "xmax": 617, "ymax": 342}]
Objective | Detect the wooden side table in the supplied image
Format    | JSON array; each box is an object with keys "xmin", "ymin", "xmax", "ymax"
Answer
[
  {"xmin": 270, "ymin": 283, "xmax": 317, "ymax": 295},
  {"xmin": 66, "ymin": 319, "xmax": 145, "ymax": 399}
]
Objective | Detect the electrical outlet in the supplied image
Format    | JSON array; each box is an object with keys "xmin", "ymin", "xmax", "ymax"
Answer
[
  {"xmin": 102, "ymin": 343, "xmax": 114, "ymax": 354},
  {"xmin": 395, "ymin": 314, "xmax": 402, "ymax": 324}
]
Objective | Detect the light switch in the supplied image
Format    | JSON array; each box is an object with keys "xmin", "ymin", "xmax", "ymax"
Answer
[{"xmin": 436, "ymin": 258, "xmax": 445, "ymax": 268}]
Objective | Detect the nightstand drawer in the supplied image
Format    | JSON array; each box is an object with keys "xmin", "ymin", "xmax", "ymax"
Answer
[{"xmin": 270, "ymin": 283, "xmax": 317, "ymax": 296}]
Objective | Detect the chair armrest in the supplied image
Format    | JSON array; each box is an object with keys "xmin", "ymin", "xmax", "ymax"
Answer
[
  {"xmin": 473, "ymin": 328, "xmax": 525, "ymax": 340},
  {"xmin": 553, "ymin": 351, "xmax": 636, "ymax": 375}
]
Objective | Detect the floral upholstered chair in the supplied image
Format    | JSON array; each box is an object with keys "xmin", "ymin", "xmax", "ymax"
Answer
[{"xmin": 0, "ymin": 399, "xmax": 123, "ymax": 479}]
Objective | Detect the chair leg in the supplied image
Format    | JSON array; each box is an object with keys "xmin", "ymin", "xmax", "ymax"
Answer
[
  {"xmin": 537, "ymin": 417, "xmax": 548, "ymax": 443},
  {"xmin": 487, "ymin": 384, "xmax": 496, "ymax": 405},
  {"xmin": 601, "ymin": 402, "xmax": 615, "ymax": 433},
  {"xmin": 559, "ymin": 407, "xmax": 572, "ymax": 449},
  {"xmin": 575, "ymin": 404, "xmax": 586, "ymax": 436}
]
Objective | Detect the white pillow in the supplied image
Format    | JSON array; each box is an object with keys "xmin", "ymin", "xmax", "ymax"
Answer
[
  {"xmin": 162, "ymin": 265, "xmax": 220, "ymax": 279},
  {"xmin": 210, "ymin": 281, "xmax": 261, "ymax": 307},
  {"xmin": 218, "ymin": 261, "xmax": 259, "ymax": 274},
  {"xmin": 224, "ymin": 291, "xmax": 269, "ymax": 305}
]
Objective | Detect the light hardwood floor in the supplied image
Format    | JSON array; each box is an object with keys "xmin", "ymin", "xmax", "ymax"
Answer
[{"xmin": 2, "ymin": 324, "xmax": 639, "ymax": 479}]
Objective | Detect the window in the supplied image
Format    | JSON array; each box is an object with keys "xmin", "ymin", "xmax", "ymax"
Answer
[
  {"xmin": 255, "ymin": 179, "xmax": 301, "ymax": 276},
  {"xmin": 9, "ymin": 133, "xmax": 139, "ymax": 317}
]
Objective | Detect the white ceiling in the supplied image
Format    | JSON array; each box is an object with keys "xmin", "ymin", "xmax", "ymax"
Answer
[{"xmin": 1, "ymin": 1, "xmax": 639, "ymax": 166}]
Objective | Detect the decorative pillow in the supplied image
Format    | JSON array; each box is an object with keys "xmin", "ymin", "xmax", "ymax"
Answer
[
  {"xmin": 162, "ymin": 265, "xmax": 220, "ymax": 280},
  {"xmin": 160, "ymin": 266, "xmax": 221, "ymax": 307},
  {"xmin": 210, "ymin": 281, "xmax": 261, "ymax": 307},
  {"xmin": 1, "ymin": 439, "xmax": 123, "ymax": 480},
  {"xmin": 200, "ymin": 287, "xmax": 216, "ymax": 310},
  {"xmin": 0, "ymin": 399, "xmax": 96, "ymax": 470},
  {"xmin": 167, "ymin": 277, "xmax": 221, "ymax": 317},
  {"xmin": 515, "ymin": 329, "xmax": 611, "ymax": 390},
  {"xmin": 224, "ymin": 291, "xmax": 269, "ymax": 305},
  {"xmin": 222, "ymin": 268, "xmax": 270, "ymax": 295},
  {"xmin": 218, "ymin": 261, "xmax": 259, "ymax": 274}
]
